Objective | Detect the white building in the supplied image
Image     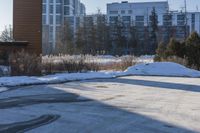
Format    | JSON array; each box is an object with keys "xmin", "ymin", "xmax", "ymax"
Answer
[
  {"xmin": 107, "ymin": 1, "xmax": 200, "ymax": 35},
  {"xmin": 107, "ymin": 1, "xmax": 169, "ymax": 26},
  {"xmin": 42, "ymin": 0, "xmax": 86, "ymax": 54}
]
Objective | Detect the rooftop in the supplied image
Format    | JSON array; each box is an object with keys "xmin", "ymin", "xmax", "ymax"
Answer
[{"xmin": 108, "ymin": 1, "xmax": 168, "ymax": 5}]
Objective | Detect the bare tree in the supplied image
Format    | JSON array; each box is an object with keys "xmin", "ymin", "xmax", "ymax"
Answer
[
  {"xmin": 55, "ymin": 21, "xmax": 74, "ymax": 54},
  {"xmin": 149, "ymin": 7, "xmax": 158, "ymax": 54},
  {"xmin": 42, "ymin": 25, "xmax": 53, "ymax": 55},
  {"xmin": 111, "ymin": 17, "xmax": 127, "ymax": 55},
  {"xmin": 0, "ymin": 25, "xmax": 13, "ymax": 42}
]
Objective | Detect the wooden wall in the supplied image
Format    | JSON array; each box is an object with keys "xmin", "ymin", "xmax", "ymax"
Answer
[{"xmin": 13, "ymin": 0, "xmax": 42, "ymax": 55}]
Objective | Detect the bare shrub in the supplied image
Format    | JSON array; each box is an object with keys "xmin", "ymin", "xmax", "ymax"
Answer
[
  {"xmin": 161, "ymin": 56, "xmax": 188, "ymax": 67},
  {"xmin": 9, "ymin": 50, "xmax": 41, "ymax": 76},
  {"xmin": 98, "ymin": 56, "xmax": 136, "ymax": 71},
  {"xmin": 120, "ymin": 56, "xmax": 136, "ymax": 70},
  {"xmin": 42, "ymin": 55, "xmax": 99, "ymax": 74},
  {"xmin": 0, "ymin": 50, "xmax": 9, "ymax": 65},
  {"xmin": 42, "ymin": 55, "xmax": 137, "ymax": 74},
  {"xmin": 6, "ymin": 53, "xmax": 142, "ymax": 76}
]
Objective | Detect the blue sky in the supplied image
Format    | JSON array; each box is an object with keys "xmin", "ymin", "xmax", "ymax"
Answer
[{"xmin": 1, "ymin": 0, "xmax": 200, "ymax": 31}]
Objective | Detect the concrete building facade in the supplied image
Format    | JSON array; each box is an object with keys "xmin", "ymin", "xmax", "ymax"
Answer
[
  {"xmin": 106, "ymin": 1, "xmax": 200, "ymax": 54},
  {"xmin": 107, "ymin": 1, "xmax": 200, "ymax": 37},
  {"xmin": 42, "ymin": 0, "xmax": 85, "ymax": 54}
]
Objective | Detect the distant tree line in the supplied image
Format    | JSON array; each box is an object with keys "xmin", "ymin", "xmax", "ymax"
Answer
[
  {"xmin": 0, "ymin": 9, "xmax": 190, "ymax": 57},
  {"xmin": 55, "ymin": 8, "xmax": 160, "ymax": 56}
]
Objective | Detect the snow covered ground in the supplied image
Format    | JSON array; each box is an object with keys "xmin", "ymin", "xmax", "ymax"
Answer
[{"xmin": 0, "ymin": 62, "xmax": 199, "ymax": 87}]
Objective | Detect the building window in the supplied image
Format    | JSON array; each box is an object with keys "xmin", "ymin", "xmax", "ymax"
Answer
[
  {"xmin": 163, "ymin": 14, "xmax": 172, "ymax": 26},
  {"xmin": 50, "ymin": 15, "xmax": 53, "ymax": 25},
  {"xmin": 50, "ymin": 5, "xmax": 54, "ymax": 14},
  {"xmin": 136, "ymin": 16, "xmax": 144, "ymax": 21},
  {"xmin": 109, "ymin": 16, "xmax": 118, "ymax": 22},
  {"xmin": 64, "ymin": 0, "xmax": 70, "ymax": 5},
  {"xmin": 56, "ymin": 26, "xmax": 61, "ymax": 32},
  {"xmin": 64, "ymin": 6, "xmax": 70, "ymax": 15},
  {"xmin": 49, "ymin": 26, "xmax": 54, "ymax": 41},
  {"xmin": 177, "ymin": 14, "xmax": 185, "ymax": 20},
  {"xmin": 50, "ymin": 0, "xmax": 53, "ymax": 4},
  {"xmin": 56, "ymin": 5, "xmax": 61, "ymax": 14},
  {"xmin": 56, "ymin": 0, "xmax": 61, "ymax": 3},
  {"xmin": 122, "ymin": 16, "xmax": 131, "ymax": 21},
  {"xmin": 135, "ymin": 22, "xmax": 144, "ymax": 27},
  {"xmin": 163, "ymin": 14, "xmax": 172, "ymax": 21},
  {"xmin": 56, "ymin": 15, "xmax": 61, "ymax": 24},
  {"xmin": 128, "ymin": 10, "xmax": 132, "ymax": 14},
  {"xmin": 109, "ymin": 11, "xmax": 118, "ymax": 14},
  {"xmin": 135, "ymin": 16, "xmax": 144, "ymax": 27},
  {"xmin": 42, "ymin": 15, "xmax": 46, "ymax": 25},
  {"xmin": 177, "ymin": 14, "xmax": 185, "ymax": 26},
  {"xmin": 43, "ymin": 5, "xmax": 46, "ymax": 14},
  {"xmin": 121, "ymin": 10, "xmax": 125, "ymax": 14},
  {"xmin": 192, "ymin": 14, "xmax": 195, "ymax": 31},
  {"xmin": 49, "ymin": 32, "xmax": 53, "ymax": 41},
  {"xmin": 64, "ymin": 17, "xmax": 74, "ymax": 26}
]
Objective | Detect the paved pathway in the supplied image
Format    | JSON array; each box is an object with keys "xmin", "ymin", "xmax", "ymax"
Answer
[{"xmin": 0, "ymin": 76, "xmax": 200, "ymax": 133}]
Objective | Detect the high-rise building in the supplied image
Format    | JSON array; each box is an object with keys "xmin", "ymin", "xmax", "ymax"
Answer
[{"xmin": 42, "ymin": 0, "xmax": 85, "ymax": 54}]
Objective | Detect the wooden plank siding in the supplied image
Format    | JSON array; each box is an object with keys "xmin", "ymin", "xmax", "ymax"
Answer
[{"xmin": 13, "ymin": 0, "xmax": 42, "ymax": 55}]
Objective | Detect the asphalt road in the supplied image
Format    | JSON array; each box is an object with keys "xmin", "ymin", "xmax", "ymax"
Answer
[{"xmin": 0, "ymin": 76, "xmax": 200, "ymax": 133}]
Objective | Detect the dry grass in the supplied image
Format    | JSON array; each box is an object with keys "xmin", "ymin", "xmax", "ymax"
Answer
[
  {"xmin": 98, "ymin": 56, "xmax": 136, "ymax": 71},
  {"xmin": 42, "ymin": 57, "xmax": 99, "ymax": 74},
  {"xmin": 42, "ymin": 55, "xmax": 137, "ymax": 74},
  {"xmin": 9, "ymin": 50, "xmax": 41, "ymax": 76},
  {"xmin": 8, "ymin": 53, "xmax": 138, "ymax": 76},
  {"xmin": 155, "ymin": 56, "xmax": 188, "ymax": 68}
]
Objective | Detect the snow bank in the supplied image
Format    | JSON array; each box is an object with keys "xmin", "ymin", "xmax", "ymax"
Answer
[
  {"xmin": 0, "ymin": 72, "xmax": 118, "ymax": 87},
  {"xmin": 125, "ymin": 62, "xmax": 200, "ymax": 77},
  {"xmin": 0, "ymin": 62, "xmax": 199, "ymax": 87}
]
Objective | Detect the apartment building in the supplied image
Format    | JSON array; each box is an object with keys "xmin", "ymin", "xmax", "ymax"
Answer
[
  {"xmin": 107, "ymin": 1, "xmax": 200, "ymax": 40},
  {"xmin": 107, "ymin": 1, "xmax": 169, "ymax": 26},
  {"xmin": 42, "ymin": 0, "xmax": 86, "ymax": 54}
]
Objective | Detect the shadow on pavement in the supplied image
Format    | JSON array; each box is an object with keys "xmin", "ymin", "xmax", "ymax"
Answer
[
  {"xmin": 0, "ymin": 115, "xmax": 60, "ymax": 133},
  {"xmin": 93, "ymin": 77, "xmax": 200, "ymax": 93},
  {"xmin": 0, "ymin": 83, "xmax": 197, "ymax": 133}
]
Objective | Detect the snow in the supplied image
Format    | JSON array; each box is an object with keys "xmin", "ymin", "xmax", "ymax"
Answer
[
  {"xmin": 136, "ymin": 55, "xmax": 154, "ymax": 63},
  {"xmin": 0, "ymin": 62, "xmax": 199, "ymax": 87},
  {"xmin": 0, "ymin": 65, "xmax": 10, "ymax": 76},
  {"xmin": 125, "ymin": 62, "xmax": 200, "ymax": 77},
  {"xmin": 89, "ymin": 55, "xmax": 154, "ymax": 64},
  {"xmin": 0, "ymin": 72, "xmax": 116, "ymax": 87},
  {"xmin": 0, "ymin": 87, "xmax": 8, "ymax": 92}
]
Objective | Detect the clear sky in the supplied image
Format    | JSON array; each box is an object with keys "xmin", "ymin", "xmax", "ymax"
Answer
[{"xmin": 1, "ymin": 0, "xmax": 200, "ymax": 32}]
